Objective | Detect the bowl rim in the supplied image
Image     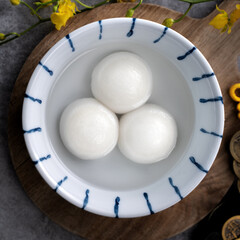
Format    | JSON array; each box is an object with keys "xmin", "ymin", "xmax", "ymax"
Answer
[{"xmin": 22, "ymin": 17, "xmax": 224, "ymax": 218}]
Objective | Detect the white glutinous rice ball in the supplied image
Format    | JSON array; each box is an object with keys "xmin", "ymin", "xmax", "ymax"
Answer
[
  {"xmin": 60, "ymin": 98, "xmax": 119, "ymax": 160},
  {"xmin": 118, "ymin": 104, "xmax": 177, "ymax": 164},
  {"xmin": 91, "ymin": 51, "xmax": 152, "ymax": 114}
]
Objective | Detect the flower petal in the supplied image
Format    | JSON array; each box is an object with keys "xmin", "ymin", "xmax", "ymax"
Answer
[
  {"xmin": 216, "ymin": 5, "xmax": 227, "ymax": 14},
  {"xmin": 230, "ymin": 4, "xmax": 240, "ymax": 25},
  {"xmin": 209, "ymin": 13, "xmax": 228, "ymax": 29},
  {"xmin": 51, "ymin": 11, "xmax": 72, "ymax": 30},
  {"xmin": 51, "ymin": 0, "xmax": 77, "ymax": 30}
]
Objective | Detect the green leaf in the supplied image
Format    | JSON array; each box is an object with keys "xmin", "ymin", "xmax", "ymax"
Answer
[{"xmin": 178, "ymin": 0, "xmax": 215, "ymax": 4}]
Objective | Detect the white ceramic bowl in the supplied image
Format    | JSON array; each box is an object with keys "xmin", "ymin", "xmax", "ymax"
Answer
[{"xmin": 22, "ymin": 18, "xmax": 224, "ymax": 218}]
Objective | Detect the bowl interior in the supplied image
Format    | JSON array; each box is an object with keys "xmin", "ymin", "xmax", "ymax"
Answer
[{"xmin": 46, "ymin": 41, "xmax": 195, "ymax": 191}]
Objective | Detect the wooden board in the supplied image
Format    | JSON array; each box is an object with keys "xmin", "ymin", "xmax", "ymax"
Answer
[{"xmin": 8, "ymin": 2, "xmax": 240, "ymax": 239}]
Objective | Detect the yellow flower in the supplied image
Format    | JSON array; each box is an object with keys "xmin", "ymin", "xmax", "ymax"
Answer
[
  {"xmin": 209, "ymin": 4, "xmax": 240, "ymax": 34},
  {"xmin": 10, "ymin": 0, "xmax": 20, "ymax": 5},
  {"xmin": 229, "ymin": 4, "xmax": 240, "ymax": 33},
  {"xmin": 162, "ymin": 18, "xmax": 174, "ymax": 28},
  {"xmin": 209, "ymin": 5, "xmax": 228, "ymax": 32},
  {"xmin": 51, "ymin": 0, "xmax": 77, "ymax": 30}
]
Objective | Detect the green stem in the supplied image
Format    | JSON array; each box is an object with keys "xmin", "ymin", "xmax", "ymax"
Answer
[
  {"xmin": 5, "ymin": 32, "xmax": 21, "ymax": 37},
  {"xmin": 132, "ymin": 0, "xmax": 143, "ymax": 11},
  {"xmin": 94, "ymin": 0, "xmax": 110, "ymax": 8},
  {"xmin": 21, "ymin": 18, "xmax": 50, "ymax": 35},
  {"xmin": 125, "ymin": 0, "xmax": 143, "ymax": 17},
  {"xmin": 0, "ymin": 18, "xmax": 50, "ymax": 46},
  {"xmin": 21, "ymin": 0, "xmax": 42, "ymax": 20},
  {"xmin": 174, "ymin": 3, "xmax": 193, "ymax": 23},
  {"xmin": 77, "ymin": 0, "xmax": 110, "ymax": 13},
  {"xmin": 74, "ymin": 0, "xmax": 94, "ymax": 8}
]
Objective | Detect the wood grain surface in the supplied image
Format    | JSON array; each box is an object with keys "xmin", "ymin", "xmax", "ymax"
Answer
[{"xmin": 8, "ymin": 2, "xmax": 240, "ymax": 239}]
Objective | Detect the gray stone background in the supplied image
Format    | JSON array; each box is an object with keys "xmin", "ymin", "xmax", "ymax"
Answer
[{"xmin": 0, "ymin": 0, "xmax": 228, "ymax": 239}]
